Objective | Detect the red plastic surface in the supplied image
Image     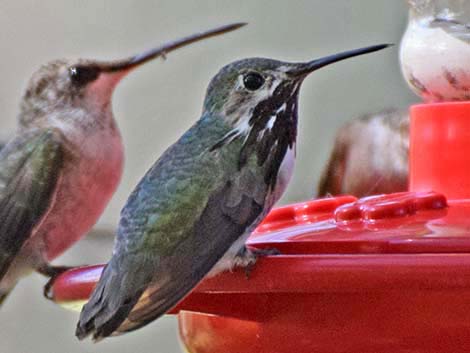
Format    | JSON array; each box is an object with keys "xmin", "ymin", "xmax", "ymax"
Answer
[
  {"xmin": 410, "ymin": 101, "xmax": 470, "ymax": 199},
  {"xmin": 49, "ymin": 103, "xmax": 470, "ymax": 352},
  {"xmin": 50, "ymin": 191, "xmax": 470, "ymax": 352}
]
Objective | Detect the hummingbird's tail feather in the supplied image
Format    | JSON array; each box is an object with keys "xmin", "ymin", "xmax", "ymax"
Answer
[
  {"xmin": 75, "ymin": 263, "xmax": 143, "ymax": 340},
  {"xmin": 112, "ymin": 274, "xmax": 202, "ymax": 335},
  {"xmin": 76, "ymin": 256, "xmax": 152, "ymax": 341},
  {"xmin": 76, "ymin": 256, "xmax": 208, "ymax": 340}
]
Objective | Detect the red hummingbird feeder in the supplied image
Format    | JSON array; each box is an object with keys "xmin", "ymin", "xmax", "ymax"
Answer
[{"xmin": 49, "ymin": 101, "xmax": 470, "ymax": 352}]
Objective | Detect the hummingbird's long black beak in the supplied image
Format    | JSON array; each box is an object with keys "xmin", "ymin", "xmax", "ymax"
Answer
[
  {"xmin": 101, "ymin": 22, "xmax": 247, "ymax": 72},
  {"xmin": 288, "ymin": 44, "xmax": 392, "ymax": 77}
]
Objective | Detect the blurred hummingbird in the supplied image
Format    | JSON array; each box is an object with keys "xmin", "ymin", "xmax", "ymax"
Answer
[
  {"xmin": 401, "ymin": 0, "xmax": 470, "ymax": 101},
  {"xmin": 0, "ymin": 23, "xmax": 246, "ymax": 306},
  {"xmin": 317, "ymin": 108, "xmax": 409, "ymax": 198},
  {"xmin": 76, "ymin": 43, "xmax": 390, "ymax": 340}
]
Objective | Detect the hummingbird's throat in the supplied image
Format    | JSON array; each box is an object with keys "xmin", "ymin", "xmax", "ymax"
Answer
[{"xmin": 213, "ymin": 81, "xmax": 299, "ymax": 191}]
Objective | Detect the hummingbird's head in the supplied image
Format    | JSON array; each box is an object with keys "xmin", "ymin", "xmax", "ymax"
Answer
[
  {"xmin": 17, "ymin": 22, "xmax": 246, "ymax": 130},
  {"xmin": 203, "ymin": 44, "xmax": 390, "ymax": 191},
  {"xmin": 203, "ymin": 44, "xmax": 391, "ymax": 130},
  {"xmin": 204, "ymin": 58, "xmax": 299, "ymax": 121},
  {"xmin": 19, "ymin": 59, "xmax": 125, "ymax": 125}
]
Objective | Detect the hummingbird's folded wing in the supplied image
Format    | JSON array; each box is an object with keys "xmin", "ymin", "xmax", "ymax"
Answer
[
  {"xmin": 0, "ymin": 129, "xmax": 63, "ymax": 280},
  {"xmin": 77, "ymin": 146, "xmax": 267, "ymax": 340},
  {"xmin": 119, "ymin": 169, "xmax": 265, "ymax": 334},
  {"xmin": 430, "ymin": 17, "xmax": 470, "ymax": 43}
]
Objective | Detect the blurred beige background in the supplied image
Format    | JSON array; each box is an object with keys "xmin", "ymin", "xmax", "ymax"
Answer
[{"xmin": 0, "ymin": 1, "xmax": 416, "ymax": 352}]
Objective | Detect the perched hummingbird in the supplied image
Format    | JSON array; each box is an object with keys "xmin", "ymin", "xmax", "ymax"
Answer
[
  {"xmin": 0, "ymin": 23, "xmax": 246, "ymax": 305},
  {"xmin": 76, "ymin": 43, "xmax": 390, "ymax": 340},
  {"xmin": 317, "ymin": 108, "xmax": 409, "ymax": 198},
  {"xmin": 401, "ymin": 0, "xmax": 470, "ymax": 101}
]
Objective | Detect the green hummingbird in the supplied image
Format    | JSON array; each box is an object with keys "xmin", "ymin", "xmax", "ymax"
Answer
[
  {"xmin": 0, "ymin": 23, "xmax": 246, "ymax": 306},
  {"xmin": 76, "ymin": 43, "xmax": 390, "ymax": 340}
]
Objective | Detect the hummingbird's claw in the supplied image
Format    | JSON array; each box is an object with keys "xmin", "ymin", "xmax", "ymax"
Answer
[
  {"xmin": 244, "ymin": 263, "xmax": 255, "ymax": 279},
  {"xmin": 43, "ymin": 277, "xmax": 55, "ymax": 300},
  {"xmin": 232, "ymin": 246, "xmax": 281, "ymax": 279},
  {"xmin": 37, "ymin": 264, "xmax": 75, "ymax": 278},
  {"xmin": 37, "ymin": 264, "xmax": 76, "ymax": 300}
]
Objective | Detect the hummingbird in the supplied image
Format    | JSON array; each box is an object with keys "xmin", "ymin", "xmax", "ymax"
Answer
[
  {"xmin": 317, "ymin": 108, "xmax": 409, "ymax": 198},
  {"xmin": 401, "ymin": 0, "xmax": 470, "ymax": 101},
  {"xmin": 75, "ymin": 43, "xmax": 390, "ymax": 341},
  {"xmin": 0, "ymin": 23, "xmax": 246, "ymax": 306}
]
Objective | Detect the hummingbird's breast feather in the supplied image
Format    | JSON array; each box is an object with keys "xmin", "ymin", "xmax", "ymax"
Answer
[
  {"xmin": 30, "ymin": 126, "xmax": 124, "ymax": 261},
  {"xmin": 269, "ymin": 143, "xmax": 295, "ymax": 204}
]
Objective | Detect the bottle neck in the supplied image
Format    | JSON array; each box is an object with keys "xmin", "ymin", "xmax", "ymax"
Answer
[{"xmin": 409, "ymin": 102, "xmax": 470, "ymax": 200}]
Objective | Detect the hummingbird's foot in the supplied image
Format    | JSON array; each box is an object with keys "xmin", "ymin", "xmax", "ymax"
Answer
[
  {"xmin": 232, "ymin": 246, "xmax": 257, "ymax": 278},
  {"xmin": 38, "ymin": 264, "xmax": 75, "ymax": 300},
  {"xmin": 37, "ymin": 264, "xmax": 74, "ymax": 278},
  {"xmin": 233, "ymin": 246, "xmax": 281, "ymax": 279},
  {"xmin": 43, "ymin": 278, "xmax": 55, "ymax": 300}
]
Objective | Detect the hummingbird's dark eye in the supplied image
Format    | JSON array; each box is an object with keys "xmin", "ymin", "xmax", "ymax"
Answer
[
  {"xmin": 69, "ymin": 66, "xmax": 100, "ymax": 86},
  {"xmin": 243, "ymin": 72, "xmax": 265, "ymax": 91}
]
